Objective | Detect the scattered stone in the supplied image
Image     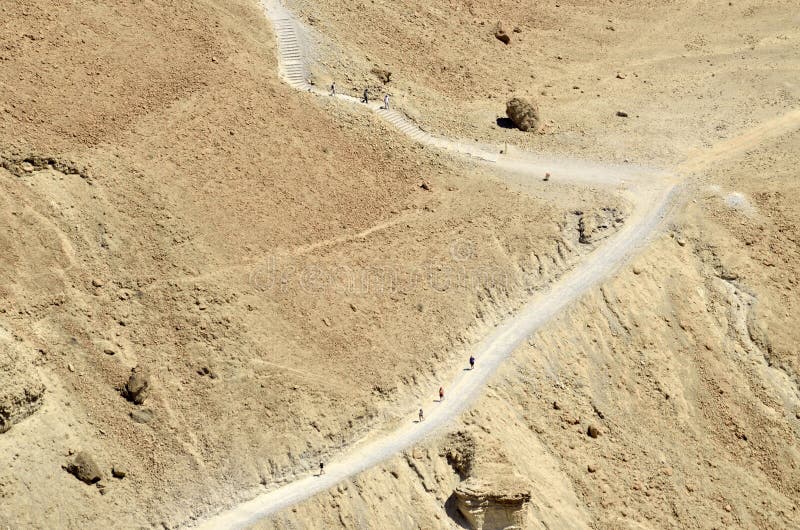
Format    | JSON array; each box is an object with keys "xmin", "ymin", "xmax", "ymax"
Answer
[
  {"xmin": 552, "ymin": 401, "xmax": 561, "ymax": 410},
  {"xmin": 91, "ymin": 278, "xmax": 103, "ymax": 288},
  {"xmin": 103, "ymin": 348, "xmax": 115, "ymax": 356},
  {"xmin": 65, "ymin": 451, "xmax": 103, "ymax": 484},
  {"xmin": 494, "ymin": 23, "xmax": 511, "ymax": 45},
  {"xmin": 724, "ymin": 504, "xmax": 732, "ymax": 512},
  {"xmin": 370, "ymin": 67, "xmax": 392, "ymax": 84},
  {"xmin": 111, "ymin": 466, "xmax": 127, "ymax": 479},
  {"xmin": 513, "ymin": 26, "xmax": 522, "ymax": 33},
  {"xmin": 122, "ymin": 366, "xmax": 151, "ymax": 405},
  {"xmin": 616, "ymin": 110, "xmax": 629, "ymax": 117},
  {"xmin": 795, "ymin": 410, "xmax": 800, "ymax": 419},
  {"xmin": 632, "ymin": 265, "xmax": 643, "ymax": 275},
  {"xmin": 420, "ymin": 181, "xmax": 432, "ymax": 191},
  {"xmin": 20, "ymin": 161, "xmax": 34, "ymax": 173},
  {"xmin": 506, "ymin": 97, "xmax": 540, "ymax": 132},
  {"xmin": 587, "ymin": 424, "xmax": 601, "ymax": 438},
  {"xmin": 130, "ymin": 408, "xmax": 154, "ymax": 424},
  {"xmin": 68, "ymin": 363, "xmax": 75, "ymax": 372},
  {"xmin": 197, "ymin": 366, "xmax": 211, "ymax": 376},
  {"xmin": 587, "ymin": 464, "xmax": 598, "ymax": 473},
  {"xmin": 685, "ymin": 482, "xmax": 696, "ymax": 492},
  {"xmin": 616, "ymin": 72, "xmax": 627, "ymax": 79}
]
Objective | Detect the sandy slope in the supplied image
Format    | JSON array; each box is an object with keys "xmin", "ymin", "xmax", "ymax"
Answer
[{"xmin": 194, "ymin": 2, "xmax": 677, "ymax": 528}]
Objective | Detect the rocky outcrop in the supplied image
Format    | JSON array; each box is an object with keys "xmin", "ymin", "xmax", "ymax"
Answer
[
  {"xmin": 577, "ymin": 207, "xmax": 625, "ymax": 244},
  {"xmin": 454, "ymin": 477, "xmax": 531, "ymax": 530},
  {"xmin": 0, "ymin": 331, "xmax": 45, "ymax": 433},
  {"xmin": 444, "ymin": 430, "xmax": 532, "ymax": 529}
]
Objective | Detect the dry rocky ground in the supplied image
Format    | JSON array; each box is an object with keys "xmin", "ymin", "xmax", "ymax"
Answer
[{"xmin": 1, "ymin": 0, "xmax": 798, "ymax": 529}]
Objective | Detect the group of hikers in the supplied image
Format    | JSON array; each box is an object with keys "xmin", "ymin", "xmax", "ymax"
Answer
[
  {"xmin": 318, "ymin": 355, "xmax": 476, "ymax": 476},
  {"xmin": 329, "ymin": 81, "xmax": 390, "ymax": 110}
]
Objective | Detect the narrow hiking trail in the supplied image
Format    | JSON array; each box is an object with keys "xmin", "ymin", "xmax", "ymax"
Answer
[{"xmin": 192, "ymin": 1, "xmax": 800, "ymax": 528}]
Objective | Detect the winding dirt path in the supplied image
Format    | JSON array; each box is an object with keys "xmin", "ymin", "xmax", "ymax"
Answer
[{"xmin": 194, "ymin": 1, "xmax": 799, "ymax": 527}]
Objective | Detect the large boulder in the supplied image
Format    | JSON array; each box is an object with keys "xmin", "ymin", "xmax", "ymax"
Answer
[
  {"xmin": 122, "ymin": 366, "xmax": 151, "ymax": 405},
  {"xmin": 65, "ymin": 451, "xmax": 103, "ymax": 484},
  {"xmin": 505, "ymin": 98, "xmax": 540, "ymax": 132}
]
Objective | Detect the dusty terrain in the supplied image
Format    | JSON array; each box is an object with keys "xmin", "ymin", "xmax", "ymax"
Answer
[{"xmin": 1, "ymin": 0, "xmax": 799, "ymax": 529}]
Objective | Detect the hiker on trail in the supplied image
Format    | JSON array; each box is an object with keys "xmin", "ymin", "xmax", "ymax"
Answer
[
  {"xmin": 544, "ymin": 172, "xmax": 551, "ymax": 182},
  {"xmin": 384, "ymin": 93, "xmax": 390, "ymax": 111},
  {"xmin": 469, "ymin": 355, "xmax": 475, "ymax": 370},
  {"xmin": 330, "ymin": 81, "xmax": 336, "ymax": 96},
  {"xmin": 439, "ymin": 386, "xmax": 444, "ymax": 401},
  {"xmin": 419, "ymin": 408, "xmax": 424, "ymax": 422},
  {"xmin": 319, "ymin": 462, "xmax": 325, "ymax": 475},
  {"xmin": 362, "ymin": 88, "xmax": 369, "ymax": 104}
]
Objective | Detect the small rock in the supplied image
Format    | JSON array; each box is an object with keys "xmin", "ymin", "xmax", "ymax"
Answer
[
  {"xmin": 632, "ymin": 265, "xmax": 643, "ymax": 275},
  {"xmin": 130, "ymin": 408, "xmax": 154, "ymax": 424},
  {"xmin": 616, "ymin": 72, "xmax": 626, "ymax": 79},
  {"xmin": 513, "ymin": 26, "xmax": 522, "ymax": 33},
  {"xmin": 122, "ymin": 366, "xmax": 151, "ymax": 404},
  {"xmin": 587, "ymin": 464, "xmax": 598, "ymax": 473},
  {"xmin": 420, "ymin": 181, "xmax": 432, "ymax": 191},
  {"xmin": 616, "ymin": 111, "xmax": 629, "ymax": 118},
  {"xmin": 67, "ymin": 363, "xmax": 75, "ymax": 372},
  {"xmin": 587, "ymin": 424, "xmax": 601, "ymax": 438},
  {"xmin": 322, "ymin": 318, "xmax": 331, "ymax": 327},
  {"xmin": 21, "ymin": 162, "xmax": 35, "ymax": 173},
  {"xmin": 724, "ymin": 504, "xmax": 732, "ymax": 512},
  {"xmin": 494, "ymin": 23, "xmax": 511, "ymax": 45},
  {"xmin": 685, "ymin": 483, "xmax": 695, "ymax": 492},
  {"xmin": 795, "ymin": 410, "xmax": 800, "ymax": 419},
  {"xmin": 65, "ymin": 451, "xmax": 103, "ymax": 484},
  {"xmin": 111, "ymin": 466, "xmax": 127, "ymax": 479},
  {"xmin": 97, "ymin": 482, "xmax": 108, "ymax": 495},
  {"xmin": 661, "ymin": 467, "xmax": 673, "ymax": 476},
  {"xmin": 676, "ymin": 237, "xmax": 686, "ymax": 247},
  {"xmin": 103, "ymin": 348, "xmax": 115, "ymax": 356},
  {"xmin": 91, "ymin": 278, "xmax": 103, "ymax": 288},
  {"xmin": 552, "ymin": 401, "xmax": 561, "ymax": 410}
]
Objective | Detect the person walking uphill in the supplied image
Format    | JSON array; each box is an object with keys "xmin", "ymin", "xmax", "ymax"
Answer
[
  {"xmin": 362, "ymin": 88, "xmax": 369, "ymax": 104},
  {"xmin": 439, "ymin": 386, "xmax": 444, "ymax": 401},
  {"xmin": 319, "ymin": 462, "xmax": 325, "ymax": 476},
  {"xmin": 384, "ymin": 93, "xmax": 390, "ymax": 111},
  {"xmin": 330, "ymin": 81, "xmax": 336, "ymax": 97}
]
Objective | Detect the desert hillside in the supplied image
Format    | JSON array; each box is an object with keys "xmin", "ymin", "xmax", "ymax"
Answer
[{"xmin": 1, "ymin": 0, "xmax": 799, "ymax": 529}]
